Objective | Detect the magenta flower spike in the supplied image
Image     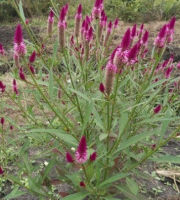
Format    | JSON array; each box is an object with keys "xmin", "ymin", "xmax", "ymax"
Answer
[
  {"xmin": 0, "ymin": 81, "xmax": 6, "ymax": 93},
  {"xmin": 131, "ymin": 24, "xmax": 137, "ymax": 38},
  {"xmin": 29, "ymin": 51, "xmax": 36, "ymax": 63},
  {"xmin": 75, "ymin": 4, "xmax": 82, "ymax": 38},
  {"xmin": 80, "ymin": 181, "xmax": 86, "ymax": 187},
  {"xmin": 75, "ymin": 136, "xmax": 88, "ymax": 164},
  {"xmin": 19, "ymin": 67, "xmax": 26, "ymax": 81},
  {"xmin": 13, "ymin": 79, "xmax": 18, "ymax": 95},
  {"xmin": 154, "ymin": 24, "xmax": 168, "ymax": 48},
  {"xmin": 114, "ymin": 18, "xmax": 119, "ymax": 29},
  {"xmin": 138, "ymin": 24, "xmax": 144, "ymax": 39},
  {"xmin": 0, "ymin": 117, "xmax": 4, "ymax": 126},
  {"xmin": 0, "ymin": 167, "xmax": 4, "ymax": 175},
  {"xmin": 48, "ymin": 9, "xmax": 54, "ymax": 37},
  {"xmin": 90, "ymin": 152, "xmax": 97, "ymax": 161},
  {"xmin": 29, "ymin": 65, "xmax": 35, "ymax": 74},
  {"xmin": 120, "ymin": 28, "xmax": 131, "ymax": 50},
  {"xmin": 49, "ymin": 9, "xmax": 54, "ymax": 19},
  {"xmin": 99, "ymin": 83, "xmax": 105, "ymax": 93},
  {"xmin": 0, "ymin": 43, "xmax": 5, "ymax": 55},
  {"xmin": 66, "ymin": 152, "xmax": 74, "ymax": 163},
  {"xmin": 128, "ymin": 43, "xmax": 138, "ymax": 65},
  {"xmin": 154, "ymin": 104, "xmax": 161, "ymax": 114},
  {"xmin": 168, "ymin": 16, "xmax": 176, "ymax": 30},
  {"xmin": 142, "ymin": 30, "xmax": 149, "ymax": 46},
  {"xmin": 14, "ymin": 24, "xmax": 23, "ymax": 44},
  {"xmin": 165, "ymin": 65, "xmax": 173, "ymax": 79},
  {"xmin": 107, "ymin": 21, "xmax": 112, "ymax": 34},
  {"xmin": 14, "ymin": 24, "xmax": 26, "ymax": 57},
  {"xmin": 86, "ymin": 27, "xmax": 93, "ymax": 42}
]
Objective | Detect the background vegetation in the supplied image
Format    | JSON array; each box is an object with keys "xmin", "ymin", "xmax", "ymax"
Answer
[{"xmin": 1, "ymin": 0, "xmax": 180, "ymax": 22}]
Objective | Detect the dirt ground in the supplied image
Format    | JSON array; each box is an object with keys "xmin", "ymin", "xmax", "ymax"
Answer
[{"xmin": 0, "ymin": 19, "xmax": 180, "ymax": 199}]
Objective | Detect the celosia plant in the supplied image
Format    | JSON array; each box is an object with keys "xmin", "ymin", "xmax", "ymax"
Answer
[{"xmin": 0, "ymin": 0, "xmax": 179, "ymax": 199}]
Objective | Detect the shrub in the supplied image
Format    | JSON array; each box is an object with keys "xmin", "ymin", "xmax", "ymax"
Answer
[{"xmin": 0, "ymin": 0, "xmax": 180, "ymax": 199}]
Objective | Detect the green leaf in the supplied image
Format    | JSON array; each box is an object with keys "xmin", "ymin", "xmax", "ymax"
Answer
[
  {"xmin": 116, "ymin": 185, "xmax": 144, "ymax": 200},
  {"xmin": 104, "ymin": 197, "xmax": 120, "ymax": 200},
  {"xmin": 99, "ymin": 133, "xmax": 108, "ymax": 141},
  {"xmin": 4, "ymin": 186, "xmax": 25, "ymax": 200},
  {"xmin": 119, "ymin": 112, "xmax": 128, "ymax": 137},
  {"xmin": 126, "ymin": 178, "xmax": 139, "ymax": 195},
  {"xmin": 29, "ymin": 129, "xmax": 77, "ymax": 146},
  {"xmin": 92, "ymin": 104, "xmax": 105, "ymax": 131},
  {"xmin": 114, "ymin": 131, "xmax": 157, "ymax": 155},
  {"xmin": 18, "ymin": 0, "xmax": 25, "ymax": 23},
  {"xmin": 63, "ymin": 192, "xmax": 89, "ymax": 200},
  {"xmin": 99, "ymin": 173, "xmax": 129, "ymax": 188},
  {"xmin": 82, "ymin": 102, "xmax": 93, "ymax": 133},
  {"xmin": 68, "ymin": 88, "xmax": 90, "ymax": 102},
  {"xmin": 151, "ymin": 155, "xmax": 180, "ymax": 164}
]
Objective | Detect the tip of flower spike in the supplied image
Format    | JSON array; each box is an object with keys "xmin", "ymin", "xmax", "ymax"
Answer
[
  {"xmin": 66, "ymin": 152, "xmax": 74, "ymax": 163},
  {"xmin": 75, "ymin": 136, "xmax": 88, "ymax": 164},
  {"xmin": 49, "ymin": 9, "xmax": 54, "ymax": 18},
  {"xmin": 159, "ymin": 24, "xmax": 167, "ymax": 38},
  {"xmin": 168, "ymin": 16, "xmax": 176, "ymax": 30},
  {"xmin": 154, "ymin": 104, "xmax": 161, "ymax": 114},
  {"xmin": 29, "ymin": 51, "xmax": 36, "ymax": 63},
  {"xmin": 120, "ymin": 28, "xmax": 131, "ymax": 50},
  {"xmin": 14, "ymin": 24, "xmax": 23, "ymax": 44},
  {"xmin": 90, "ymin": 152, "xmax": 97, "ymax": 161},
  {"xmin": 128, "ymin": 43, "xmax": 138, "ymax": 62},
  {"xmin": 142, "ymin": 30, "xmax": 149, "ymax": 45},
  {"xmin": 77, "ymin": 4, "xmax": 82, "ymax": 14},
  {"xmin": 131, "ymin": 24, "xmax": 137, "ymax": 37},
  {"xmin": 59, "ymin": 6, "xmax": 66, "ymax": 22},
  {"xmin": 114, "ymin": 18, "xmax": 119, "ymax": 28}
]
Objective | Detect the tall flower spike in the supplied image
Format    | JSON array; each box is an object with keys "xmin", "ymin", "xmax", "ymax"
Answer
[
  {"xmin": 14, "ymin": 24, "xmax": 23, "ymax": 44},
  {"xmin": 14, "ymin": 24, "xmax": 26, "ymax": 56},
  {"xmin": 48, "ymin": 9, "xmax": 54, "ymax": 37},
  {"xmin": 105, "ymin": 62, "xmax": 117, "ymax": 95},
  {"xmin": 121, "ymin": 28, "xmax": 131, "ymax": 50},
  {"xmin": 154, "ymin": 24, "xmax": 168, "ymax": 48},
  {"xmin": 75, "ymin": 136, "xmax": 88, "ymax": 164},
  {"xmin": 75, "ymin": 4, "xmax": 82, "ymax": 38}
]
